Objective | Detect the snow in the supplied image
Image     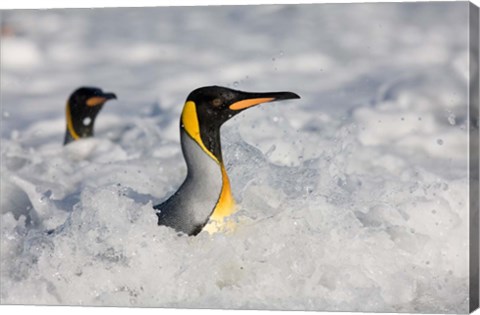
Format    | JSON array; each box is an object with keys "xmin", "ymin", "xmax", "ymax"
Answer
[{"xmin": 0, "ymin": 2, "xmax": 473, "ymax": 313}]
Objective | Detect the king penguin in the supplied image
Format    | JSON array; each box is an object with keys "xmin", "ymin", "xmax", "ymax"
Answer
[
  {"xmin": 154, "ymin": 86, "xmax": 300, "ymax": 236},
  {"xmin": 64, "ymin": 87, "xmax": 117, "ymax": 145}
]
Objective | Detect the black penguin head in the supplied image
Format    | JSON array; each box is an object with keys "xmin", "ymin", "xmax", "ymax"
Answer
[
  {"xmin": 64, "ymin": 87, "xmax": 117, "ymax": 144},
  {"xmin": 181, "ymin": 85, "xmax": 300, "ymax": 161},
  {"xmin": 186, "ymin": 85, "xmax": 300, "ymax": 129},
  {"xmin": 68, "ymin": 87, "xmax": 117, "ymax": 113}
]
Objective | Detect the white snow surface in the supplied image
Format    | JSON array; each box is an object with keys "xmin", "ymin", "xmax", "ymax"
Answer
[{"xmin": 0, "ymin": 3, "xmax": 472, "ymax": 313}]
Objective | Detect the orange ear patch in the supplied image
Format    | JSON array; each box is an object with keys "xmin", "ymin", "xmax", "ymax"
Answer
[
  {"xmin": 229, "ymin": 97, "xmax": 274, "ymax": 110},
  {"xmin": 86, "ymin": 97, "xmax": 107, "ymax": 107},
  {"xmin": 181, "ymin": 101, "xmax": 219, "ymax": 162}
]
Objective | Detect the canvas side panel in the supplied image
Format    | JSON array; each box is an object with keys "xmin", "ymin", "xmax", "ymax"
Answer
[
  {"xmin": 0, "ymin": 8, "xmax": 3, "ymax": 183},
  {"xmin": 469, "ymin": 2, "xmax": 480, "ymax": 313}
]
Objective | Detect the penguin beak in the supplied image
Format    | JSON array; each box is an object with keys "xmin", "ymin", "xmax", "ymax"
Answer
[
  {"xmin": 103, "ymin": 92, "xmax": 117, "ymax": 100},
  {"xmin": 86, "ymin": 92, "xmax": 117, "ymax": 107},
  {"xmin": 229, "ymin": 91, "xmax": 300, "ymax": 111}
]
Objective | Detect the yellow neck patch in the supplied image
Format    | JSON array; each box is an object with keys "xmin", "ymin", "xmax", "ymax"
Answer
[
  {"xmin": 180, "ymin": 101, "xmax": 237, "ymax": 233},
  {"xmin": 181, "ymin": 101, "xmax": 218, "ymax": 162},
  {"xmin": 66, "ymin": 103, "xmax": 80, "ymax": 140}
]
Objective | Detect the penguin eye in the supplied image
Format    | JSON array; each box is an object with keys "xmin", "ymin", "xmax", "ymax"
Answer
[{"xmin": 212, "ymin": 98, "xmax": 223, "ymax": 107}]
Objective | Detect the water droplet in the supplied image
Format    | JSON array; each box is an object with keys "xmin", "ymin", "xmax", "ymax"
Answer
[
  {"xmin": 272, "ymin": 57, "xmax": 276, "ymax": 62},
  {"xmin": 265, "ymin": 144, "xmax": 276, "ymax": 157},
  {"xmin": 436, "ymin": 139, "xmax": 444, "ymax": 145},
  {"xmin": 447, "ymin": 113, "xmax": 456, "ymax": 125},
  {"xmin": 272, "ymin": 116, "xmax": 279, "ymax": 122},
  {"xmin": 400, "ymin": 117, "xmax": 405, "ymax": 121},
  {"xmin": 233, "ymin": 81, "xmax": 239, "ymax": 87},
  {"xmin": 83, "ymin": 117, "xmax": 92, "ymax": 125},
  {"xmin": 418, "ymin": 117, "xmax": 422, "ymax": 121},
  {"xmin": 279, "ymin": 50, "xmax": 284, "ymax": 56},
  {"xmin": 3, "ymin": 111, "xmax": 10, "ymax": 118}
]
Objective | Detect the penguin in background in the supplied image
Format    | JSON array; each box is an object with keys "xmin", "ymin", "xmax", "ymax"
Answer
[
  {"xmin": 154, "ymin": 85, "xmax": 300, "ymax": 236},
  {"xmin": 64, "ymin": 87, "xmax": 117, "ymax": 145}
]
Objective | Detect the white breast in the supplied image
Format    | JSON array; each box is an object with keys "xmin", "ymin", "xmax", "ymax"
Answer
[{"xmin": 155, "ymin": 130, "xmax": 223, "ymax": 234}]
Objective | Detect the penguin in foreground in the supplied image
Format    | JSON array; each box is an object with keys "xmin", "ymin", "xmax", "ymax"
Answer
[
  {"xmin": 154, "ymin": 86, "xmax": 300, "ymax": 236},
  {"xmin": 64, "ymin": 87, "xmax": 117, "ymax": 145}
]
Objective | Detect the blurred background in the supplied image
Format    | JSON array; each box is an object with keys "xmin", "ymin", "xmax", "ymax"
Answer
[{"xmin": 0, "ymin": 2, "xmax": 474, "ymax": 313}]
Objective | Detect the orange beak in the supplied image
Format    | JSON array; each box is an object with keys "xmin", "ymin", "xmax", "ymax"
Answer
[
  {"xmin": 228, "ymin": 91, "xmax": 300, "ymax": 111},
  {"xmin": 86, "ymin": 92, "xmax": 117, "ymax": 107}
]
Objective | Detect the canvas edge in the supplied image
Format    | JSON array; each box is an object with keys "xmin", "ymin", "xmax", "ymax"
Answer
[{"xmin": 469, "ymin": 1, "xmax": 480, "ymax": 313}]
